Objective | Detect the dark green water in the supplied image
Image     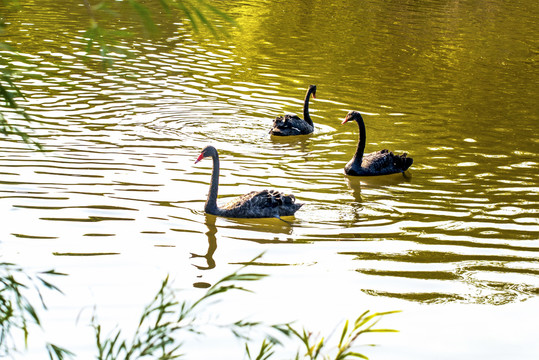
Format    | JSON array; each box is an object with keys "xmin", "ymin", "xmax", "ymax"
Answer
[{"xmin": 1, "ymin": 0, "xmax": 538, "ymax": 358}]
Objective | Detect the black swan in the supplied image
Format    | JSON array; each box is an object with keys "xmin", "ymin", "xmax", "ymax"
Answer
[
  {"xmin": 342, "ymin": 111, "xmax": 413, "ymax": 176},
  {"xmin": 269, "ymin": 85, "xmax": 317, "ymax": 136},
  {"xmin": 194, "ymin": 145, "xmax": 303, "ymax": 218}
]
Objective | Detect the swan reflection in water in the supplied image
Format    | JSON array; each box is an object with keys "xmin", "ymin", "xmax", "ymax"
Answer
[
  {"xmin": 191, "ymin": 214, "xmax": 218, "ymax": 271},
  {"xmin": 345, "ymin": 171, "xmax": 412, "ymax": 202},
  {"xmin": 190, "ymin": 213, "xmax": 295, "ymax": 289}
]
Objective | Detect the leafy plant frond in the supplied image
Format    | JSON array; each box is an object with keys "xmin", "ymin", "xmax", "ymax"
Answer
[
  {"xmin": 283, "ymin": 309, "xmax": 400, "ymax": 360},
  {"xmin": 0, "ymin": 69, "xmax": 43, "ymax": 149},
  {"xmin": 2, "ymin": 258, "xmax": 398, "ymax": 360},
  {"xmin": 46, "ymin": 343, "xmax": 75, "ymax": 360},
  {"xmin": 0, "ymin": 263, "xmax": 68, "ymax": 358},
  {"xmin": 127, "ymin": 0, "xmax": 158, "ymax": 34},
  {"xmin": 246, "ymin": 339, "xmax": 275, "ymax": 360}
]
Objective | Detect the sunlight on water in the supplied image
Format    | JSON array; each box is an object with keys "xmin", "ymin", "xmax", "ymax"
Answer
[{"xmin": 1, "ymin": 0, "xmax": 538, "ymax": 359}]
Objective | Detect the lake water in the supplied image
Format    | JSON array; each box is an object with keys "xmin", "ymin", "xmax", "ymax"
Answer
[{"xmin": 1, "ymin": 0, "xmax": 538, "ymax": 359}]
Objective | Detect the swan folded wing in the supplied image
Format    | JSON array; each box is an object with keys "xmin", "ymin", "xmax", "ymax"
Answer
[
  {"xmin": 271, "ymin": 114, "xmax": 311, "ymax": 136},
  {"xmin": 272, "ymin": 114, "xmax": 298, "ymax": 127},
  {"xmin": 362, "ymin": 150, "xmax": 413, "ymax": 175},
  {"xmin": 221, "ymin": 189, "xmax": 301, "ymax": 217}
]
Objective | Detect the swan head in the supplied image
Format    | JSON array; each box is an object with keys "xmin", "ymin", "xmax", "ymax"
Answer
[
  {"xmin": 195, "ymin": 145, "xmax": 217, "ymax": 164},
  {"xmin": 309, "ymin": 84, "xmax": 317, "ymax": 99},
  {"xmin": 342, "ymin": 111, "xmax": 363, "ymax": 125}
]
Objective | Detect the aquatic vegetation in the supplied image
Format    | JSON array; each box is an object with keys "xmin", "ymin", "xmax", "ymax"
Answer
[
  {"xmin": 0, "ymin": 0, "xmax": 237, "ymax": 147},
  {"xmin": 0, "ymin": 260, "xmax": 398, "ymax": 359},
  {"xmin": 93, "ymin": 258, "xmax": 399, "ymax": 359},
  {"xmin": 0, "ymin": 262, "xmax": 71, "ymax": 359},
  {"xmin": 247, "ymin": 310, "xmax": 399, "ymax": 360},
  {"xmin": 0, "ymin": 20, "xmax": 41, "ymax": 149},
  {"xmin": 82, "ymin": 0, "xmax": 237, "ymax": 67}
]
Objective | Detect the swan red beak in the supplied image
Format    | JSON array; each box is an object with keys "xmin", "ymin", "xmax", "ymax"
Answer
[
  {"xmin": 341, "ymin": 117, "xmax": 350, "ymax": 125},
  {"xmin": 195, "ymin": 153, "xmax": 204, "ymax": 164}
]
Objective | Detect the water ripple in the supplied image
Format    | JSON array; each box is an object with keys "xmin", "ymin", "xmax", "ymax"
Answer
[{"xmin": 1, "ymin": 7, "xmax": 537, "ymax": 307}]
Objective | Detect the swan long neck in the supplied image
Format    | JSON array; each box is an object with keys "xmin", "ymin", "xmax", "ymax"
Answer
[
  {"xmin": 205, "ymin": 152, "xmax": 221, "ymax": 215},
  {"xmin": 353, "ymin": 117, "xmax": 366, "ymax": 165},
  {"xmin": 303, "ymin": 87, "xmax": 315, "ymax": 126}
]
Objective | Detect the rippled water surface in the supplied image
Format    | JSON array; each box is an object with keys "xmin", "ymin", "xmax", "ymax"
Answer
[{"xmin": 1, "ymin": 0, "xmax": 538, "ymax": 359}]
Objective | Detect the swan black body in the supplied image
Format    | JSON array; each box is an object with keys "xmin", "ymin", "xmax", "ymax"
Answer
[
  {"xmin": 270, "ymin": 85, "xmax": 316, "ymax": 136},
  {"xmin": 195, "ymin": 145, "xmax": 302, "ymax": 218},
  {"xmin": 342, "ymin": 111, "xmax": 413, "ymax": 176}
]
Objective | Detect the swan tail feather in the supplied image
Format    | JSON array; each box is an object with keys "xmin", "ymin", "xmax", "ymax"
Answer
[{"xmin": 397, "ymin": 153, "xmax": 413, "ymax": 171}]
